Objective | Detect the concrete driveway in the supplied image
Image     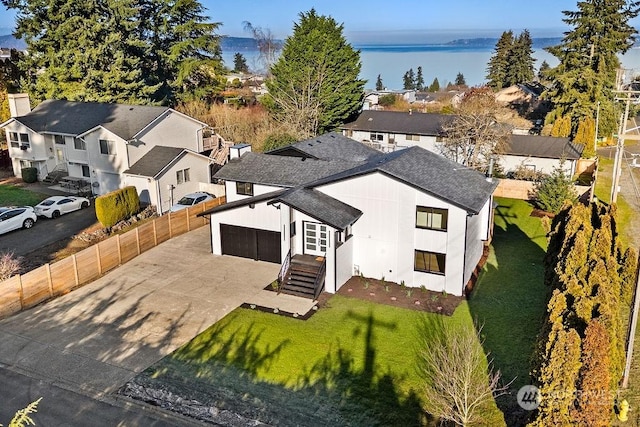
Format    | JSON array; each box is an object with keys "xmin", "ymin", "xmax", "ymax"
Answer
[{"xmin": 0, "ymin": 226, "xmax": 280, "ymax": 421}]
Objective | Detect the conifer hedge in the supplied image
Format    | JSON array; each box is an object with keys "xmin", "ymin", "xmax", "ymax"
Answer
[
  {"xmin": 530, "ymin": 203, "xmax": 637, "ymax": 424},
  {"xmin": 95, "ymin": 186, "xmax": 140, "ymax": 228}
]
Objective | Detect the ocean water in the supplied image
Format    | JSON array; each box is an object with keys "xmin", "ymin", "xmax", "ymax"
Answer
[{"xmin": 222, "ymin": 45, "xmax": 640, "ymax": 91}]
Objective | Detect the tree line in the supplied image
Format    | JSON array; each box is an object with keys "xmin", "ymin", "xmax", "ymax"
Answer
[{"xmin": 374, "ymin": 68, "xmax": 466, "ymax": 92}]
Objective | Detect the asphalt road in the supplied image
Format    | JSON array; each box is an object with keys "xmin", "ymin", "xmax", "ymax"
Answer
[
  {"xmin": 0, "ymin": 367, "xmax": 192, "ymax": 426},
  {"xmin": 0, "ymin": 206, "xmax": 98, "ymax": 257}
]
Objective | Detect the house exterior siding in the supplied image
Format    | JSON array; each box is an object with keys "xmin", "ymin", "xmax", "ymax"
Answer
[
  {"xmin": 346, "ymin": 129, "xmax": 439, "ymax": 153},
  {"xmin": 317, "ymin": 172, "xmax": 470, "ymax": 295},
  {"xmin": 127, "ymin": 111, "xmax": 204, "ymax": 165},
  {"xmin": 4, "ymin": 123, "xmax": 51, "ymax": 178},
  {"xmin": 500, "ymin": 155, "xmax": 576, "ymax": 176},
  {"xmin": 224, "ymin": 181, "xmax": 282, "ymax": 202}
]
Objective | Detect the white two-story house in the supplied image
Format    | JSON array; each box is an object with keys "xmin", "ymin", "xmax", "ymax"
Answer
[
  {"xmin": 1, "ymin": 95, "xmax": 220, "ymax": 213},
  {"xmin": 340, "ymin": 110, "xmax": 451, "ymax": 153},
  {"xmin": 200, "ymin": 133, "xmax": 497, "ymax": 298}
]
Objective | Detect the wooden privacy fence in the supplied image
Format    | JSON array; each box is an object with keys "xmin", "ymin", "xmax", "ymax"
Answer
[
  {"xmin": 0, "ymin": 197, "xmax": 225, "ymax": 319},
  {"xmin": 494, "ymin": 179, "xmax": 593, "ymax": 201}
]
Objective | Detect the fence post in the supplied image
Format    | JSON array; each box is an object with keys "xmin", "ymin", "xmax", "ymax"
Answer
[
  {"xmin": 46, "ymin": 263, "xmax": 53, "ymax": 298},
  {"xmin": 136, "ymin": 227, "xmax": 141, "ymax": 255},
  {"xmin": 186, "ymin": 207, "xmax": 191, "ymax": 231},
  {"xmin": 95, "ymin": 244, "xmax": 102, "ymax": 275},
  {"xmin": 168, "ymin": 213, "xmax": 173, "ymax": 239},
  {"xmin": 153, "ymin": 219, "xmax": 158, "ymax": 246},
  {"xmin": 116, "ymin": 234, "xmax": 122, "ymax": 265},
  {"xmin": 18, "ymin": 274, "xmax": 24, "ymax": 309},
  {"xmin": 72, "ymin": 254, "xmax": 80, "ymax": 286}
]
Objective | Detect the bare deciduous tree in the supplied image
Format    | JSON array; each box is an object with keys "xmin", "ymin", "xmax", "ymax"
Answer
[
  {"xmin": 242, "ymin": 21, "xmax": 282, "ymax": 73},
  {"xmin": 0, "ymin": 252, "xmax": 20, "ymax": 281},
  {"xmin": 439, "ymin": 87, "xmax": 512, "ymax": 172},
  {"xmin": 418, "ymin": 319, "xmax": 510, "ymax": 426}
]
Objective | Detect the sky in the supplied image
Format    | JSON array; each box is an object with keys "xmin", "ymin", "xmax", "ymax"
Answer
[{"xmin": 0, "ymin": 0, "xmax": 633, "ymax": 42}]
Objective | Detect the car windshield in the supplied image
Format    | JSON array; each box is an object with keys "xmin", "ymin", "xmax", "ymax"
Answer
[
  {"xmin": 40, "ymin": 200, "xmax": 56, "ymax": 206},
  {"xmin": 177, "ymin": 197, "xmax": 195, "ymax": 206}
]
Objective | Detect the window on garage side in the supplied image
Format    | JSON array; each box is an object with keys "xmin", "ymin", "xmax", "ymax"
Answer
[
  {"xmin": 414, "ymin": 250, "xmax": 446, "ymax": 275},
  {"xmin": 176, "ymin": 168, "xmax": 190, "ymax": 184},
  {"xmin": 236, "ymin": 181, "xmax": 254, "ymax": 196},
  {"xmin": 99, "ymin": 139, "xmax": 115, "ymax": 155},
  {"xmin": 416, "ymin": 206, "xmax": 448, "ymax": 231}
]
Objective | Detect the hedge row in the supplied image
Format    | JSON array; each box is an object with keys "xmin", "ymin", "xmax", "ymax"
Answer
[{"xmin": 95, "ymin": 186, "xmax": 140, "ymax": 228}]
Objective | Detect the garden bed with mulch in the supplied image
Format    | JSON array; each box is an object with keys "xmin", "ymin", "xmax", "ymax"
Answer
[{"xmin": 335, "ymin": 276, "xmax": 463, "ymax": 316}]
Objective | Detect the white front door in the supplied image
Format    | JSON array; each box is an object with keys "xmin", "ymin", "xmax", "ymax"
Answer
[{"xmin": 304, "ymin": 222, "xmax": 328, "ymax": 257}]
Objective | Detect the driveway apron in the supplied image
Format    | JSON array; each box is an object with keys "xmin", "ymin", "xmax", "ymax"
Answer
[{"xmin": 0, "ymin": 226, "xmax": 280, "ymax": 396}]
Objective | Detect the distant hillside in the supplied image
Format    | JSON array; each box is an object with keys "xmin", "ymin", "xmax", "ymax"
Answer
[
  {"xmin": 445, "ymin": 37, "xmax": 563, "ymax": 49},
  {"xmin": 0, "ymin": 34, "xmax": 26, "ymax": 50}
]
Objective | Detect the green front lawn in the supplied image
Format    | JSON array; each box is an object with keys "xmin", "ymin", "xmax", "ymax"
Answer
[
  {"xmin": 0, "ymin": 184, "xmax": 48, "ymax": 206},
  {"xmin": 138, "ymin": 297, "xmax": 504, "ymax": 426}
]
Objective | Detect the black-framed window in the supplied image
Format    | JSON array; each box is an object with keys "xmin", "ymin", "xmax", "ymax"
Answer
[
  {"xmin": 99, "ymin": 139, "xmax": 115, "ymax": 155},
  {"xmin": 290, "ymin": 221, "xmax": 296, "ymax": 238},
  {"xmin": 414, "ymin": 250, "xmax": 446, "ymax": 274},
  {"xmin": 416, "ymin": 206, "xmax": 448, "ymax": 231},
  {"xmin": 54, "ymin": 135, "xmax": 65, "ymax": 144},
  {"xmin": 370, "ymin": 132, "xmax": 384, "ymax": 141},
  {"xmin": 74, "ymin": 138, "xmax": 86, "ymax": 150},
  {"xmin": 176, "ymin": 168, "xmax": 190, "ymax": 184},
  {"xmin": 236, "ymin": 181, "xmax": 253, "ymax": 196},
  {"xmin": 81, "ymin": 165, "xmax": 90, "ymax": 177}
]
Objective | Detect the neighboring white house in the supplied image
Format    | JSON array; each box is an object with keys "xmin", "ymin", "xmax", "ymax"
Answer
[
  {"xmin": 0, "ymin": 95, "xmax": 221, "ymax": 212},
  {"xmin": 363, "ymin": 90, "xmax": 416, "ymax": 110},
  {"xmin": 341, "ymin": 110, "xmax": 450, "ymax": 153},
  {"xmin": 501, "ymin": 134, "xmax": 585, "ymax": 177},
  {"xmin": 200, "ymin": 133, "xmax": 497, "ymax": 297}
]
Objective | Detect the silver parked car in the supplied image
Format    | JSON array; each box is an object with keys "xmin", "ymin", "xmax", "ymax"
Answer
[{"xmin": 0, "ymin": 206, "xmax": 37, "ymax": 234}]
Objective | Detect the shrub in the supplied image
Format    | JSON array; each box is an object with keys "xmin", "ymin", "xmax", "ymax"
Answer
[
  {"xmin": 378, "ymin": 94, "xmax": 396, "ymax": 107},
  {"xmin": 95, "ymin": 186, "xmax": 140, "ymax": 228},
  {"xmin": 21, "ymin": 167, "xmax": 37, "ymax": 183},
  {"xmin": 0, "ymin": 252, "xmax": 20, "ymax": 281}
]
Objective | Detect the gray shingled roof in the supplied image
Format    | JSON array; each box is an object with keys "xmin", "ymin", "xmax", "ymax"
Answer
[
  {"xmin": 124, "ymin": 146, "xmax": 186, "ymax": 178},
  {"xmin": 309, "ymin": 147, "xmax": 498, "ymax": 214},
  {"xmin": 506, "ymin": 135, "xmax": 584, "ymax": 160},
  {"xmin": 13, "ymin": 99, "xmax": 170, "ymax": 140},
  {"xmin": 267, "ymin": 132, "xmax": 380, "ymax": 161},
  {"xmin": 213, "ymin": 152, "xmax": 364, "ymax": 187},
  {"xmin": 199, "ymin": 189, "xmax": 287, "ymax": 216},
  {"xmin": 341, "ymin": 110, "xmax": 451, "ymax": 136},
  {"xmin": 272, "ymin": 188, "xmax": 363, "ymax": 229}
]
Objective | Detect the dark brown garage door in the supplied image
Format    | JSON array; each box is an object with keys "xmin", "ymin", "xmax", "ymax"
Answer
[{"xmin": 220, "ymin": 224, "xmax": 282, "ymax": 264}]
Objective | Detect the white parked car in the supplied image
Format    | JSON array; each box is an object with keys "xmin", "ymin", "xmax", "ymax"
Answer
[
  {"xmin": 170, "ymin": 192, "xmax": 214, "ymax": 212},
  {"xmin": 0, "ymin": 206, "xmax": 37, "ymax": 235},
  {"xmin": 34, "ymin": 196, "xmax": 90, "ymax": 218}
]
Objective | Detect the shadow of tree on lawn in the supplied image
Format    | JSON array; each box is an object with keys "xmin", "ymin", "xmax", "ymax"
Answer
[{"xmin": 132, "ymin": 308, "xmax": 428, "ymax": 426}]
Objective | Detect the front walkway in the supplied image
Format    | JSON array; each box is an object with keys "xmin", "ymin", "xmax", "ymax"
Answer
[{"xmin": 0, "ymin": 226, "xmax": 311, "ymax": 402}]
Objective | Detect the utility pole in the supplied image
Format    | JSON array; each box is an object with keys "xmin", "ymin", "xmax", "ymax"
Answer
[
  {"xmin": 611, "ymin": 69, "xmax": 640, "ymax": 204},
  {"xmin": 623, "ymin": 253, "xmax": 640, "ymax": 388}
]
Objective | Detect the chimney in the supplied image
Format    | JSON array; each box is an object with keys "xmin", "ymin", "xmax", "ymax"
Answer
[
  {"xmin": 8, "ymin": 93, "xmax": 31, "ymax": 117},
  {"xmin": 486, "ymin": 158, "xmax": 495, "ymax": 182},
  {"xmin": 229, "ymin": 143, "xmax": 252, "ymax": 160}
]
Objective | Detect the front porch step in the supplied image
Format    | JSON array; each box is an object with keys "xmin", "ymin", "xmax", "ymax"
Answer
[{"xmin": 279, "ymin": 255, "xmax": 325, "ymax": 299}]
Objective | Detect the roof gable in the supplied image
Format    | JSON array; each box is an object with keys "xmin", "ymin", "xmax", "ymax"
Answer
[
  {"xmin": 506, "ymin": 135, "xmax": 584, "ymax": 160},
  {"xmin": 12, "ymin": 99, "xmax": 170, "ymax": 140},
  {"xmin": 124, "ymin": 146, "xmax": 187, "ymax": 178},
  {"xmin": 341, "ymin": 110, "xmax": 452, "ymax": 136}
]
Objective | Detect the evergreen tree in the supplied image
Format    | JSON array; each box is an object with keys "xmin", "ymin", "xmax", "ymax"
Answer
[
  {"xmin": 428, "ymin": 77, "xmax": 440, "ymax": 92},
  {"xmin": 544, "ymin": 0, "xmax": 640, "ymax": 137},
  {"xmin": 538, "ymin": 60, "xmax": 551, "ymax": 81},
  {"xmin": 550, "ymin": 115, "xmax": 572, "ymax": 137},
  {"xmin": 375, "ymin": 74, "xmax": 384, "ymax": 91},
  {"xmin": 266, "ymin": 9, "xmax": 364, "ymax": 137},
  {"xmin": 574, "ymin": 116, "xmax": 596, "ymax": 157},
  {"xmin": 573, "ymin": 319, "xmax": 612, "ymax": 426},
  {"xmin": 4, "ymin": 0, "xmax": 224, "ymax": 105},
  {"xmin": 535, "ymin": 161, "xmax": 577, "ymax": 214},
  {"xmin": 233, "ymin": 53, "xmax": 249, "ymax": 73},
  {"xmin": 454, "ymin": 72, "xmax": 466, "ymax": 87},
  {"xmin": 415, "ymin": 66, "xmax": 425, "ymax": 91},
  {"xmin": 486, "ymin": 30, "xmax": 514, "ymax": 89},
  {"xmin": 508, "ymin": 29, "xmax": 536, "ymax": 85},
  {"xmin": 402, "ymin": 69, "xmax": 414, "ymax": 90}
]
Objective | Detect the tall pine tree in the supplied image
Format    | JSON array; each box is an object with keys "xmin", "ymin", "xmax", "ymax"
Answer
[
  {"xmin": 544, "ymin": 0, "xmax": 640, "ymax": 137},
  {"xmin": 266, "ymin": 9, "xmax": 364, "ymax": 137},
  {"xmin": 486, "ymin": 30, "xmax": 514, "ymax": 90}
]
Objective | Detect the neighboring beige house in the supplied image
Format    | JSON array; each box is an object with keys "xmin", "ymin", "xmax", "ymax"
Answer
[{"xmin": 1, "ymin": 95, "xmax": 223, "ymax": 213}]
